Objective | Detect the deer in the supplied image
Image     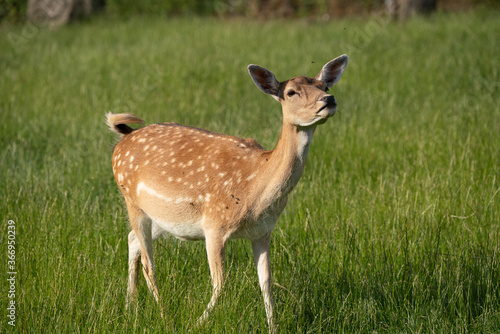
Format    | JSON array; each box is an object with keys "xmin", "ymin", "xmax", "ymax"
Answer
[{"xmin": 106, "ymin": 54, "xmax": 348, "ymax": 332}]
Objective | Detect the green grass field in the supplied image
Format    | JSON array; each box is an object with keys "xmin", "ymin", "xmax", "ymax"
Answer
[{"xmin": 1, "ymin": 10, "xmax": 499, "ymax": 333}]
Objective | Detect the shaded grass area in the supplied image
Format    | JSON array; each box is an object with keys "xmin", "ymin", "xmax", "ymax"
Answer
[{"xmin": 1, "ymin": 10, "xmax": 499, "ymax": 332}]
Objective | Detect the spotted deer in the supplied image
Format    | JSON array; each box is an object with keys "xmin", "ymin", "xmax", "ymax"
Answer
[{"xmin": 106, "ymin": 54, "xmax": 348, "ymax": 332}]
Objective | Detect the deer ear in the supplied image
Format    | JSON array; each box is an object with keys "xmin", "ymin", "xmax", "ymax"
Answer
[
  {"xmin": 316, "ymin": 54, "xmax": 349, "ymax": 88},
  {"xmin": 248, "ymin": 65, "xmax": 280, "ymax": 101}
]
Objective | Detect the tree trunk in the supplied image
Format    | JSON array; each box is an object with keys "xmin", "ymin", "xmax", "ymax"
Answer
[
  {"xmin": 386, "ymin": 0, "xmax": 437, "ymax": 22},
  {"xmin": 27, "ymin": 0, "xmax": 96, "ymax": 27}
]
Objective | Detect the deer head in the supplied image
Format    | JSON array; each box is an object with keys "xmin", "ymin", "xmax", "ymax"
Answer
[{"xmin": 248, "ymin": 54, "xmax": 348, "ymax": 127}]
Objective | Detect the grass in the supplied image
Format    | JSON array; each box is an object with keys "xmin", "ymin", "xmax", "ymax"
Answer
[{"xmin": 1, "ymin": 10, "xmax": 499, "ymax": 333}]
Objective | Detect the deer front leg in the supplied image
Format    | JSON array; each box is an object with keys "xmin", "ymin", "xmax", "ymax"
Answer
[
  {"xmin": 252, "ymin": 233, "xmax": 276, "ymax": 333},
  {"xmin": 198, "ymin": 230, "xmax": 226, "ymax": 326}
]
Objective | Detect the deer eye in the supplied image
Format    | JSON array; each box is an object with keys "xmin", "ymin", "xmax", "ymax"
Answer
[{"xmin": 287, "ymin": 90, "xmax": 297, "ymax": 97}]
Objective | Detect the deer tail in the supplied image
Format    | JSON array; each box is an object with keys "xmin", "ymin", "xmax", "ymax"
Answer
[{"xmin": 105, "ymin": 113, "xmax": 145, "ymax": 136}]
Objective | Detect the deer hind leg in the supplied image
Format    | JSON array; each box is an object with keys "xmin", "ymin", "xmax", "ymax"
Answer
[
  {"xmin": 126, "ymin": 230, "xmax": 141, "ymax": 308},
  {"xmin": 197, "ymin": 229, "xmax": 227, "ymax": 326},
  {"xmin": 126, "ymin": 204, "xmax": 161, "ymax": 305}
]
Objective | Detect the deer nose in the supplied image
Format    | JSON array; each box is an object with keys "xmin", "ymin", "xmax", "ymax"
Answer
[{"xmin": 321, "ymin": 95, "xmax": 337, "ymax": 107}]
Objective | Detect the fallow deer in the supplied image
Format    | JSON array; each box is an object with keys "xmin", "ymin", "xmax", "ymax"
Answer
[{"xmin": 106, "ymin": 54, "xmax": 348, "ymax": 332}]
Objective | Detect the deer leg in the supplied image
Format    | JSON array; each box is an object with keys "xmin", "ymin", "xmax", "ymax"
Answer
[
  {"xmin": 252, "ymin": 233, "xmax": 276, "ymax": 333},
  {"xmin": 197, "ymin": 230, "xmax": 226, "ymax": 325},
  {"xmin": 139, "ymin": 226, "xmax": 160, "ymax": 304},
  {"xmin": 140, "ymin": 222, "xmax": 167, "ymax": 302},
  {"xmin": 126, "ymin": 230, "xmax": 141, "ymax": 308},
  {"xmin": 126, "ymin": 204, "xmax": 161, "ymax": 305}
]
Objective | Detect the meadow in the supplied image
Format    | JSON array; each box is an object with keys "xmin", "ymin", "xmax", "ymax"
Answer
[{"xmin": 1, "ymin": 9, "xmax": 499, "ymax": 333}]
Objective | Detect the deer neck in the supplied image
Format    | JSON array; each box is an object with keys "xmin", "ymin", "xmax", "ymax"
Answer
[
  {"xmin": 271, "ymin": 122, "xmax": 315, "ymax": 190},
  {"xmin": 251, "ymin": 121, "xmax": 316, "ymax": 216}
]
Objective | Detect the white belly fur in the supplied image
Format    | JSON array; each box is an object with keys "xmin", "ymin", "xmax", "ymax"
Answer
[{"xmin": 151, "ymin": 217, "xmax": 206, "ymax": 241}]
